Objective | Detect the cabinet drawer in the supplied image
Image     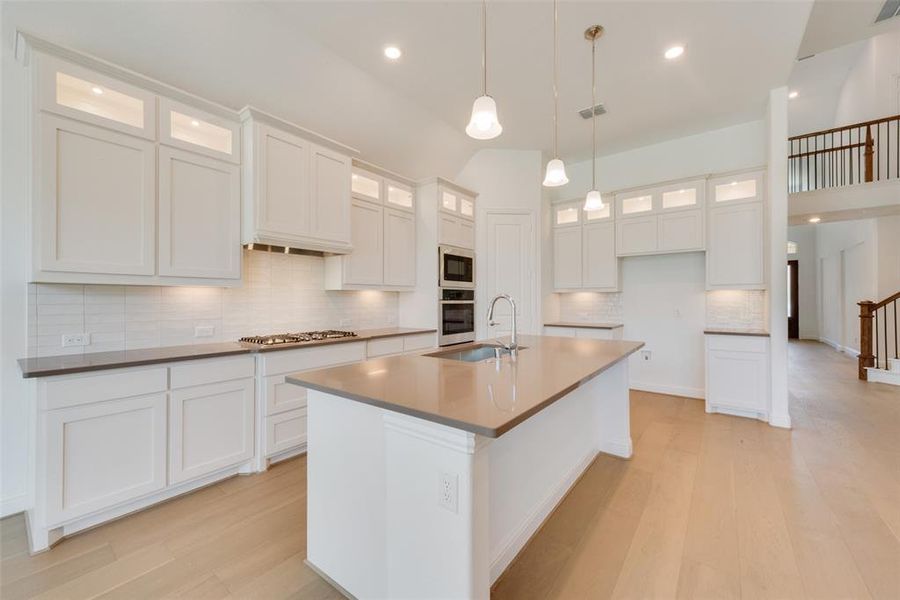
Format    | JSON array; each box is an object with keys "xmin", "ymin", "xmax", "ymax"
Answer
[
  {"xmin": 266, "ymin": 408, "xmax": 308, "ymax": 457},
  {"xmin": 706, "ymin": 334, "xmax": 768, "ymax": 353},
  {"xmin": 367, "ymin": 337, "xmax": 404, "ymax": 358},
  {"xmin": 41, "ymin": 367, "xmax": 168, "ymax": 411},
  {"xmin": 403, "ymin": 333, "xmax": 435, "ymax": 352},
  {"xmin": 264, "ymin": 374, "xmax": 307, "ymax": 416},
  {"xmin": 260, "ymin": 342, "xmax": 365, "ymax": 376},
  {"xmin": 544, "ymin": 326, "xmax": 577, "ymax": 337},
  {"xmin": 45, "ymin": 393, "xmax": 167, "ymax": 525},
  {"xmin": 170, "ymin": 355, "xmax": 255, "ymax": 389}
]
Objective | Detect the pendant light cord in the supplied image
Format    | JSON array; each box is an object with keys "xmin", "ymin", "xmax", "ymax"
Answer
[
  {"xmin": 482, "ymin": 0, "xmax": 488, "ymax": 96},
  {"xmin": 552, "ymin": 0, "xmax": 559, "ymax": 158},
  {"xmin": 591, "ymin": 34, "xmax": 596, "ymax": 190}
]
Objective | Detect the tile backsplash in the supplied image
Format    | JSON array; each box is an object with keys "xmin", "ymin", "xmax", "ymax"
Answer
[
  {"xmin": 557, "ymin": 292, "xmax": 624, "ymax": 323},
  {"xmin": 27, "ymin": 250, "xmax": 399, "ymax": 357},
  {"xmin": 705, "ymin": 290, "xmax": 767, "ymax": 330}
]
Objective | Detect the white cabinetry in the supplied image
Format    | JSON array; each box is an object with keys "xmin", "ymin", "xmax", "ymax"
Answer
[
  {"xmin": 615, "ymin": 178, "xmax": 705, "ymax": 256},
  {"xmin": 552, "ymin": 200, "xmax": 618, "ymax": 291},
  {"xmin": 29, "ymin": 47, "xmax": 242, "ymax": 286},
  {"xmin": 438, "ymin": 185, "xmax": 475, "ymax": 250},
  {"xmin": 706, "ymin": 171, "xmax": 766, "ymax": 289},
  {"xmin": 543, "ymin": 325, "xmax": 623, "ymax": 340},
  {"xmin": 705, "ymin": 334, "xmax": 770, "ymax": 420},
  {"xmin": 241, "ymin": 107, "xmax": 354, "ymax": 254},
  {"xmin": 325, "ymin": 162, "xmax": 416, "ymax": 290}
]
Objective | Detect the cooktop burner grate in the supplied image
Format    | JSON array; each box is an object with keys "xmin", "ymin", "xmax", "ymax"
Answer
[{"xmin": 239, "ymin": 330, "xmax": 358, "ymax": 345}]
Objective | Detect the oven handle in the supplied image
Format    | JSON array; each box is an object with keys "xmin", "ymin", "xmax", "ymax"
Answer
[{"xmin": 439, "ymin": 301, "xmax": 475, "ymax": 305}]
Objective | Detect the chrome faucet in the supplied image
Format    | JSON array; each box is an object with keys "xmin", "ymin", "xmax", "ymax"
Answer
[{"xmin": 487, "ymin": 294, "xmax": 518, "ymax": 351}]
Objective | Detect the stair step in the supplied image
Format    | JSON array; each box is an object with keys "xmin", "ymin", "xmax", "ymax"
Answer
[
  {"xmin": 866, "ymin": 367, "xmax": 900, "ymax": 386},
  {"xmin": 888, "ymin": 357, "xmax": 900, "ymax": 373}
]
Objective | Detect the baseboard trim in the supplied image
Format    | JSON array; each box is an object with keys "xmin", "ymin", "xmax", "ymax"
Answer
[
  {"xmin": 818, "ymin": 337, "xmax": 860, "ymax": 357},
  {"xmin": 599, "ymin": 438, "xmax": 633, "ymax": 459},
  {"xmin": 630, "ymin": 381, "xmax": 704, "ymax": 399},
  {"xmin": 0, "ymin": 493, "xmax": 30, "ymax": 519},
  {"xmin": 489, "ymin": 448, "xmax": 598, "ymax": 584}
]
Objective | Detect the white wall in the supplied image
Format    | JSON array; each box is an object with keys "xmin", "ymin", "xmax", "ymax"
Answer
[
  {"xmin": 788, "ymin": 225, "xmax": 819, "ymax": 339},
  {"xmin": 456, "ymin": 150, "xmax": 544, "ymax": 339},
  {"xmin": 833, "ymin": 29, "xmax": 900, "ymax": 126},
  {"xmin": 876, "ymin": 215, "xmax": 900, "ymax": 299}
]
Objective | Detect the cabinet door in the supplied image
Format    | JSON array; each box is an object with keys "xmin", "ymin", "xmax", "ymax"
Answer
[
  {"xmin": 169, "ymin": 378, "xmax": 255, "ymax": 484},
  {"xmin": 458, "ymin": 220, "xmax": 475, "ymax": 250},
  {"xmin": 658, "ymin": 210, "xmax": 704, "ymax": 253},
  {"xmin": 309, "ymin": 144, "xmax": 351, "ymax": 245},
  {"xmin": 707, "ymin": 348, "xmax": 767, "ymax": 412},
  {"xmin": 45, "ymin": 393, "xmax": 167, "ymax": 524},
  {"xmin": 616, "ymin": 215, "xmax": 658, "ymax": 255},
  {"xmin": 384, "ymin": 207, "xmax": 416, "ymax": 287},
  {"xmin": 255, "ymin": 124, "xmax": 310, "ymax": 239},
  {"xmin": 554, "ymin": 227, "xmax": 582, "ymax": 289},
  {"xmin": 345, "ymin": 200, "xmax": 384, "ymax": 285},
  {"xmin": 352, "ymin": 167, "xmax": 383, "ymax": 204},
  {"xmin": 158, "ymin": 147, "xmax": 241, "ymax": 279},
  {"xmin": 159, "ymin": 98, "xmax": 239, "ymax": 163},
  {"xmin": 39, "ymin": 114, "xmax": 156, "ymax": 276},
  {"xmin": 385, "ymin": 179, "xmax": 414, "ymax": 211},
  {"xmin": 438, "ymin": 214, "xmax": 461, "ymax": 247},
  {"xmin": 575, "ymin": 328, "xmax": 614, "ymax": 340},
  {"xmin": 264, "ymin": 374, "xmax": 307, "ymax": 416},
  {"xmin": 707, "ymin": 202, "xmax": 765, "ymax": 288},
  {"xmin": 266, "ymin": 408, "xmax": 308, "ymax": 457},
  {"xmin": 582, "ymin": 221, "xmax": 617, "ymax": 289}
]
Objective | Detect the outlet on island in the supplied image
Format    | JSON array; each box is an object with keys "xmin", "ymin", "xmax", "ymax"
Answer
[
  {"xmin": 641, "ymin": 350, "xmax": 652, "ymax": 361},
  {"xmin": 61, "ymin": 333, "xmax": 90, "ymax": 348},
  {"xmin": 438, "ymin": 471, "xmax": 458, "ymax": 513}
]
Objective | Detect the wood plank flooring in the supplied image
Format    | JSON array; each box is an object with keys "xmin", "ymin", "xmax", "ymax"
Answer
[{"xmin": 2, "ymin": 340, "xmax": 897, "ymax": 599}]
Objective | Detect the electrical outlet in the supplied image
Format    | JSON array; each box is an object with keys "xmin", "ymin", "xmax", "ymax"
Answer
[
  {"xmin": 61, "ymin": 333, "xmax": 89, "ymax": 348},
  {"xmin": 438, "ymin": 471, "xmax": 458, "ymax": 513},
  {"xmin": 194, "ymin": 325, "xmax": 215, "ymax": 338},
  {"xmin": 641, "ymin": 350, "xmax": 651, "ymax": 361}
]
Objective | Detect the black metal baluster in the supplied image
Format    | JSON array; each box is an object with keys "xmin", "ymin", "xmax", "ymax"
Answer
[{"xmin": 875, "ymin": 312, "xmax": 879, "ymax": 369}]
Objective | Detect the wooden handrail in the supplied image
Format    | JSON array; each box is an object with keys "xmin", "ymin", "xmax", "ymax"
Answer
[
  {"xmin": 788, "ymin": 141, "xmax": 865, "ymax": 160},
  {"xmin": 788, "ymin": 114, "xmax": 900, "ymax": 141},
  {"xmin": 870, "ymin": 291, "xmax": 900, "ymax": 310}
]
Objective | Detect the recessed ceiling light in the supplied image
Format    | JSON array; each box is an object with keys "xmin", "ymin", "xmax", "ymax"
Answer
[
  {"xmin": 384, "ymin": 46, "xmax": 402, "ymax": 60},
  {"xmin": 190, "ymin": 119, "xmax": 200, "ymax": 127},
  {"xmin": 789, "ymin": 90, "xmax": 799, "ymax": 99},
  {"xmin": 664, "ymin": 45, "xmax": 684, "ymax": 60},
  {"xmin": 808, "ymin": 216, "xmax": 821, "ymax": 223},
  {"xmin": 91, "ymin": 86, "xmax": 103, "ymax": 95}
]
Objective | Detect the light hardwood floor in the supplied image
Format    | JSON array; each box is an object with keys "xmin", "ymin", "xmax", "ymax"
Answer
[{"xmin": 1, "ymin": 341, "xmax": 897, "ymax": 599}]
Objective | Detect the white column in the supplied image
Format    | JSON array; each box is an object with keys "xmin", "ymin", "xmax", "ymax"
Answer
[
  {"xmin": 383, "ymin": 413, "xmax": 491, "ymax": 599},
  {"xmin": 767, "ymin": 86, "xmax": 791, "ymax": 429}
]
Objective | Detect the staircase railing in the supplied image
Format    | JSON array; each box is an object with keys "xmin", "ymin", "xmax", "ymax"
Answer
[
  {"xmin": 858, "ymin": 291, "xmax": 900, "ymax": 380},
  {"xmin": 788, "ymin": 114, "xmax": 900, "ymax": 193}
]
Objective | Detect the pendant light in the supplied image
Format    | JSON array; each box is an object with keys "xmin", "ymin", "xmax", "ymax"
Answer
[
  {"xmin": 543, "ymin": 0, "xmax": 568, "ymax": 187},
  {"xmin": 583, "ymin": 25, "xmax": 605, "ymax": 211},
  {"xmin": 466, "ymin": 0, "xmax": 502, "ymax": 140}
]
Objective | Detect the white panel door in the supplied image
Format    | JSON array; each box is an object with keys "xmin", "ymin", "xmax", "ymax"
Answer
[
  {"xmin": 39, "ymin": 114, "xmax": 156, "ymax": 276},
  {"xmin": 485, "ymin": 212, "xmax": 534, "ymax": 335},
  {"xmin": 158, "ymin": 147, "xmax": 241, "ymax": 279},
  {"xmin": 658, "ymin": 210, "xmax": 704, "ymax": 253},
  {"xmin": 707, "ymin": 201, "xmax": 764, "ymax": 288},
  {"xmin": 169, "ymin": 378, "xmax": 255, "ymax": 484},
  {"xmin": 309, "ymin": 144, "xmax": 351, "ymax": 244},
  {"xmin": 616, "ymin": 216, "xmax": 658, "ymax": 255},
  {"xmin": 345, "ymin": 200, "xmax": 384, "ymax": 285},
  {"xmin": 554, "ymin": 227, "xmax": 582, "ymax": 289},
  {"xmin": 384, "ymin": 207, "xmax": 416, "ymax": 287},
  {"xmin": 45, "ymin": 393, "xmax": 167, "ymax": 524},
  {"xmin": 256, "ymin": 124, "xmax": 310, "ymax": 239},
  {"xmin": 582, "ymin": 221, "xmax": 617, "ymax": 289}
]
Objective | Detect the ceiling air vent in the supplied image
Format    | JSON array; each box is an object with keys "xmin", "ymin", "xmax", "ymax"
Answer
[
  {"xmin": 579, "ymin": 103, "xmax": 606, "ymax": 119},
  {"xmin": 875, "ymin": 0, "xmax": 900, "ymax": 23}
]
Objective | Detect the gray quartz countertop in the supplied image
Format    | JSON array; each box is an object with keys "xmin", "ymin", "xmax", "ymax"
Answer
[
  {"xmin": 544, "ymin": 322, "xmax": 624, "ymax": 329},
  {"xmin": 18, "ymin": 328, "xmax": 436, "ymax": 378},
  {"xmin": 703, "ymin": 328, "xmax": 770, "ymax": 337}
]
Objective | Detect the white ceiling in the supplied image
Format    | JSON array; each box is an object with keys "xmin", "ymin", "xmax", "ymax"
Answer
[
  {"xmin": 797, "ymin": 0, "xmax": 900, "ymax": 57},
  {"xmin": 3, "ymin": 1, "xmax": 813, "ymax": 179}
]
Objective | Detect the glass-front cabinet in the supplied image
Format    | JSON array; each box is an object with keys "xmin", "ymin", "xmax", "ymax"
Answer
[
  {"xmin": 351, "ymin": 167, "xmax": 383, "ymax": 203},
  {"xmin": 160, "ymin": 99, "xmax": 240, "ymax": 163}
]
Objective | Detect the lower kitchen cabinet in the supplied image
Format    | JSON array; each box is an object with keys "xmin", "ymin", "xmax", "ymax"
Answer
[
  {"xmin": 705, "ymin": 334, "xmax": 769, "ymax": 420},
  {"xmin": 266, "ymin": 408, "xmax": 308, "ymax": 457},
  {"xmin": 169, "ymin": 378, "xmax": 255, "ymax": 484},
  {"xmin": 44, "ymin": 393, "xmax": 167, "ymax": 525}
]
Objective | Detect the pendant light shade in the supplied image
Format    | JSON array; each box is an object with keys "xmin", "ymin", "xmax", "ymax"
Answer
[
  {"xmin": 583, "ymin": 25, "xmax": 605, "ymax": 210},
  {"xmin": 543, "ymin": 0, "xmax": 568, "ymax": 187},
  {"xmin": 466, "ymin": 95, "xmax": 502, "ymax": 139},
  {"xmin": 584, "ymin": 190, "xmax": 604, "ymax": 211},
  {"xmin": 466, "ymin": 0, "xmax": 502, "ymax": 140},
  {"xmin": 543, "ymin": 158, "xmax": 569, "ymax": 187}
]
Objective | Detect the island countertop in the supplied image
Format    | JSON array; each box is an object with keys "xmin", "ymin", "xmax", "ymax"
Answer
[{"xmin": 286, "ymin": 335, "xmax": 643, "ymax": 437}]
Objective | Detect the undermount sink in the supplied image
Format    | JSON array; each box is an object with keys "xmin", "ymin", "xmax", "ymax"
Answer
[{"xmin": 425, "ymin": 343, "xmax": 526, "ymax": 363}]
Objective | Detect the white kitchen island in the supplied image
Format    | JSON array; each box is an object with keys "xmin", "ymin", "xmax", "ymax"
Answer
[{"xmin": 286, "ymin": 335, "xmax": 643, "ymax": 599}]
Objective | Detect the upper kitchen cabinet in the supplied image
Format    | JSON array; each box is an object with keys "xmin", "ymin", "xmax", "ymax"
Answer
[
  {"xmin": 23, "ymin": 37, "xmax": 243, "ymax": 286},
  {"xmin": 552, "ymin": 200, "xmax": 619, "ymax": 292},
  {"xmin": 241, "ymin": 107, "xmax": 355, "ymax": 254},
  {"xmin": 706, "ymin": 170, "xmax": 766, "ymax": 289},
  {"xmin": 437, "ymin": 181, "xmax": 476, "ymax": 250},
  {"xmin": 325, "ymin": 160, "xmax": 416, "ymax": 290},
  {"xmin": 614, "ymin": 178, "xmax": 705, "ymax": 256}
]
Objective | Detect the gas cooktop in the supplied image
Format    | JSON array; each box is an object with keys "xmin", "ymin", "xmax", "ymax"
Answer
[{"xmin": 239, "ymin": 330, "xmax": 358, "ymax": 346}]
